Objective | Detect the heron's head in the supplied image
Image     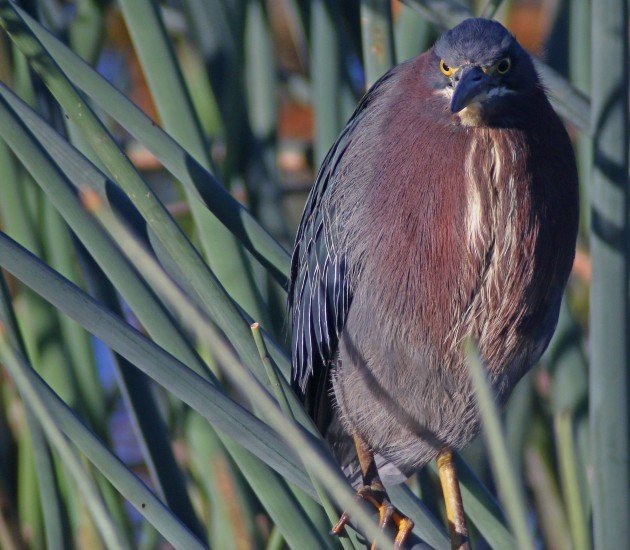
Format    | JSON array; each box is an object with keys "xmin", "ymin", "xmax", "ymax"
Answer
[{"xmin": 430, "ymin": 18, "xmax": 539, "ymax": 127}]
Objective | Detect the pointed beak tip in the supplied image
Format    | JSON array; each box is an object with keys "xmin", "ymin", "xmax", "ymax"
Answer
[
  {"xmin": 449, "ymin": 67, "xmax": 490, "ymax": 115},
  {"xmin": 450, "ymin": 95, "xmax": 468, "ymax": 115}
]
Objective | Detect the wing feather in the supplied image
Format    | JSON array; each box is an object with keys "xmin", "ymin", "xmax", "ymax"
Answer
[{"xmin": 288, "ymin": 71, "xmax": 396, "ymax": 426}]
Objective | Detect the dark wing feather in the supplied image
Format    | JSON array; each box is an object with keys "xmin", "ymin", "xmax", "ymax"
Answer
[
  {"xmin": 288, "ymin": 73, "xmax": 394, "ymax": 429},
  {"xmin": 287, "ymin": 137, "xmax": 350, "ymax": 428}
]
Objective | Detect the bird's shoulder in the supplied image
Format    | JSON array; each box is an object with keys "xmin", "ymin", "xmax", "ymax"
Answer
[{"xmin": 288, "ymin": 65, "xmax": 410, "ymax": 420}]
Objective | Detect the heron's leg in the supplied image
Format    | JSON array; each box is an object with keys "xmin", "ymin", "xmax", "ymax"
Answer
[
  {"xmin": 355, "ymin": 432, "xmax": 383, "ymax": 489},
  {"xmin": 436, "ymin": 449, "xmax": 469, "ymax": 550},
  {"xmin": 331, "ymin": 434, "xmax": 414, "ymax": 549}
]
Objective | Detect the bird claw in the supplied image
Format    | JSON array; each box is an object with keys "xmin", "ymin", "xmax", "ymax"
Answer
[{"xmin": 330, "ymin": 485, "xmax": 414, "ymax": 549}]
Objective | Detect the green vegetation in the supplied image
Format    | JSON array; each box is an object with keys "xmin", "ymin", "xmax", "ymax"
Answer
[{"xmin": 0, "ymin": 1, "xmax": 624, "ymax": 548}]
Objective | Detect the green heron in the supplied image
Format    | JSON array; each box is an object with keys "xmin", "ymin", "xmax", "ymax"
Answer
[{"xmin": 289, "ymin": 18, "xmax": 578, "ymax": 548}]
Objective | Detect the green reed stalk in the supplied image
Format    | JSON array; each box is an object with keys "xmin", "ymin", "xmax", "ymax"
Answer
[{"xmin": 589, "ymin": 1, "xmax": 630, "ymax": 547}]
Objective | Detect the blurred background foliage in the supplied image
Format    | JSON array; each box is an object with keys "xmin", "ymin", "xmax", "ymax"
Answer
[{"xmin": 0, "ymin": 0, "xmax": 626, "ymax": 549}]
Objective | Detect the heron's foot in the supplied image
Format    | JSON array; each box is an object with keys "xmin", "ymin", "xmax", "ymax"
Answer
[{"xmin": 330, "ymin": 485, "xmax": 414, "ymax": 549}]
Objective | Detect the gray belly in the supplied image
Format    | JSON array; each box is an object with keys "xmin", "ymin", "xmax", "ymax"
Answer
[
  {"xmin": 330, "ymin": 293, "xmax": 558, "ymax": 479},
  {"xmin": 331, "ymin": 323, "xmax": 482, "ymax": 478}
]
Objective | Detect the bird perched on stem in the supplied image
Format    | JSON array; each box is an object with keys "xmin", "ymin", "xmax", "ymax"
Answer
[{"xmin": 289, "ymin": 17, "xmax": 578, "ymax": 549}]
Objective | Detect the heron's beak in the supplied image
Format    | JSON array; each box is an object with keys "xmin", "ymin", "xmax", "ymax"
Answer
[{"xmin": 450, "ymin": 66, "xmax": 492, "ymax": 114}]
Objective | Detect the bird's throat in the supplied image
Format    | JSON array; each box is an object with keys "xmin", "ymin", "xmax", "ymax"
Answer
[
  {"xmin": 456, "ymin": 102, "xmax": 486, "ymax": 127},
  {"xmin": 436, "ymin": 87, "xmax": 488, "ymax": 127}
]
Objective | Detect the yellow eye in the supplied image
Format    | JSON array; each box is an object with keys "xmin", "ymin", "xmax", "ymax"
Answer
[
  {"xmin": 496, "ymin": 57, "xmax": 511, "ymax": 74},
  {"xmin": 440, "ymin": 60, "xmax": 454, "ymax": 77}
]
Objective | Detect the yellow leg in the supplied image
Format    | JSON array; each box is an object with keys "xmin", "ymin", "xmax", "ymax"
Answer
[
  {"xmin": 331, "ymin": 434, "xmax": 414, "ymax": 549},
  {"xmin": 436, "ymin": 449, "xmax": 469, "ymax": 550}
]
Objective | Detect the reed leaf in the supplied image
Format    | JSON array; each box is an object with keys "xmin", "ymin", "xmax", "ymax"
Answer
[
  {"xmin": 76, "ymin": 247, "xmax": 205, "ymax": 541},
  {"xmin": 554, "ymin": 412, "xmax": 589, "ymax": 550},
  {"xmin": 464, "ymin": 340, "xmax": 534, "ymax": 549},
  {"xmin": 251, "ymin": 323, "xmax": 356, "ymax": 550},
  {"xmin": 13, "ymin": 2, "xmax": 289, "ymax": 283},
  {"xmin": 360, "ymin": 0, "xmax": 396, "ymax": 86},
  {"xmin": 0, "ymin": 337, "xmax": 129, "ymax": 550},
  {"xmin": 0, "ymin": 80, "xmax": 211, "ymax": 380},
  {"xmin": 481, "ymin": 0, "xmax": 507, "ymax": 19},
  {"xmin": 311, "ymin": 0, "xmax": 343, "ymax": 165},
  {"xmin": 0, "ymin": 274, "xmax": 70, "ymax": 550},
  {"xmin": 118, "ymin": 0, "xmax": 267, "ymax": 323},
  {"xmin": 589, "ymin": 1, "xmax": 630, "ymax": 546},
  {"xmin": 0, "ymin": 75, "xmax": 339, "ymax": 546},
  {"xmin": 0, "ymin": 3, "xmax": 270, "ymax": 386},
  {"xmin": 0, "ymin": 230, "xmax": 309, "ymax": 495},
  {"xmin": 0, "ymin": 334, "xmax": 205, "ymax": 550},
  {"xmin": 0, "ymin": 227, "xmax": 341, "ymax": 546},
  {"xmin": 42, "ymin": 205, "xmax": 106, "ymax": 434}
]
